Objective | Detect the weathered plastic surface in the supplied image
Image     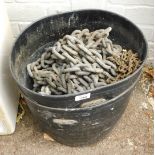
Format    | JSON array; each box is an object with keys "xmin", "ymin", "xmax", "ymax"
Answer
[
  {"xmin": 25, "ymin": 80, "xmax": 137, "ymax": 146},
  {"xmin": 10, "ymin": 10, "xmax": 147, "ymax": 108},
  {"xmin": 0, "ymin": 1, "xmax": 19, "ymax": 135}
]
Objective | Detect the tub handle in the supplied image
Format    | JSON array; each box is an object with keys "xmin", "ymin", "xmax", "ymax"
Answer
[{"xmin": 53, "ymin": 118, "xmax": 78, "ymax": 125}]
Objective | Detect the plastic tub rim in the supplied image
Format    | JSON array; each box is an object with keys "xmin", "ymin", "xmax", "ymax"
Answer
[
  {"xmin": 25, "ymin": 77, "xmax": 138, "ymax": 112},
  {"xmin": 10, "ymin": 9, "xmax": 148, "ymax": 99}
]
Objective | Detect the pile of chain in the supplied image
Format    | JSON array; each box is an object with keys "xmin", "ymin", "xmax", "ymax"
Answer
[
  {"xmin": 107, "ymin": 49, "xmax": 140, "ymax": 83},
  {"xmin": 27, "ymin": 27, "xmax": 140, "ymax": 95}
]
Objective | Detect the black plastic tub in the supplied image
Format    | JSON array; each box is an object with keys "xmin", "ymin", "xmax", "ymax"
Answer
[
  {"xmin": 24, "ymin": 79, "xmax": 138, "ymax": 146},
  {"xmin": 10, "ymin": 10, "xmax": 147, "ymax": 108}
]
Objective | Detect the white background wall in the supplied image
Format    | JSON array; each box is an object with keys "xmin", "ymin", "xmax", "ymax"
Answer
[{"xmin": 4, "ymin": 0, "xmax": 154, "ymax": 62}]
